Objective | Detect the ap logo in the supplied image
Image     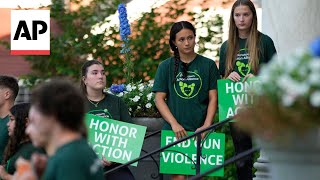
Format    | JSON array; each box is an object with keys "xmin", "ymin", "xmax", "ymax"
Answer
[{"xmin": 11, "ymin": 10, "xmax": 50, "ymax": 55}]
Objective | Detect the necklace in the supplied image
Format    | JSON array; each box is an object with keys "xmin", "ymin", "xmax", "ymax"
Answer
[
  {"xmin": 88, "ymin": 99, "xmax": 100, "ymax": 107},
  {"xmin": 88, "ymin": 94, "xmax": 105, "ymax": 107}
]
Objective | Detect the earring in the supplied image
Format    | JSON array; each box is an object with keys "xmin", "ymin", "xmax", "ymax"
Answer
[{"xmin": 175, "ymin": 46, "xmax": 178, "ymax": 49}]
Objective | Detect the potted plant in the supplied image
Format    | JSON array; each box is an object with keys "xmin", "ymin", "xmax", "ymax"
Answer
[
  {"xmin": 236, "ymin": 37, "xmax": 320, "ymax": 179},
  {"xmin": 107, "ymin": 80, "xmax": 164, "ymax": 132}
]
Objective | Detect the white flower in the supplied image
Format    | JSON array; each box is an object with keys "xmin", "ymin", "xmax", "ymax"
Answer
[
  {"xmin": 310, "ymin": 91, "xmax": 320, "ymax": 107},
  {"xmin": 147, "ymin": 93, "xmax": 153, "ymax": 101},
  {"xmin": 198, "ymin": 27, "xmax": 208, "ymax": 38},
  {"xmin": 137, "ymin": 106, "xmax": 141, "ymax": 110},
  {"xmin": 18, "ymin": 79, "xmax": 25, "ymax": 86},
  {"xmin": 106, "ymin": 40, "xmax": 115, "ymax": 46},
  {"xmin": 277, "ymin": 75, "xmax": 292, "ymax": 91},
  {"xmin": 118, "ymin": 92, "xmax": 124, "ymax": 97},
  {"xmin": 131, "ymin": 96, "xmax": 140, "ymax": 102},
  {"xmin": 132, "ymin": 85, "xmax": 137, "ymax": 90},
  {"xmin": 145, "ymin": 103, "xmax": 152, "ymax": 109},
  {"xmin": 308, "ymin": 72, "xmax": 320, "ymax": 85},
  {"xmin": 138, "ymin": 84, "xmax": 144, "ymax": 92},
  {"xmin": 309, "ymin": 58, "xmax": 320, "ymax": 71},
  {"xmin": 148, "ymin": 80, "xmax": 154, "ymax": 87},
  {"xmin": 204, "ymin": 42, "xmax": 213, "ymax": 49},
  {"xmin": 192, "ymin": 6, "xmax": 201, "ymax": 13},
  {"xmin": 126, "ymin": 84, "xmax": 132, "ymax": 92},
  {"xmin": 281, "ymin": 94, "xmax": 297, "ymax": 107}
]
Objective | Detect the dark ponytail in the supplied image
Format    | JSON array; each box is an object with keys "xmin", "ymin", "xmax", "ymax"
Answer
[{"xmin": 173, "ymin": 48, "xmax": 180, "ymax": 83}]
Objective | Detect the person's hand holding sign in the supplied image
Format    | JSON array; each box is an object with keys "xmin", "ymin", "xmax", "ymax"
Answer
[
  {"xmin": 171, "ymin": 121, "xmax": 188, "ymax": 139},
  {"xmin": 242, "ymin": 73, "xmax": 255, "ymax": 82},
  {"xmin": 102, "ymin": 156, "xmax": 113, "ymax": 166},
  {"xmin": 195, "ymin": 123, "xmax": 211, "ymax": 140},
  {"xmin": 227, "ymin": 71, "xmax": 241, "ymax": 82}
]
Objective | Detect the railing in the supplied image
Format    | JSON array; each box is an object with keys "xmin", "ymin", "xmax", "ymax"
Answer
[
  {"xmin": 105, "ymin": 116, "xmax": 259, "ymax": 179},
  {"xmin": 140, "ymin": 129, "xmax": 162, "ymax": 179},
  {"xmin": 191, "ymin": 147, "xmax": 260, "ymax": 179}
]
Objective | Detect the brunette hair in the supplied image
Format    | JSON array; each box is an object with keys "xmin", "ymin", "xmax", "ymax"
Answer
[
  {"xmin": 0, "ymin": 75, "xmax": 19, "ymax": 101},
  {"xmin": 2, "ymin": 103, "xmax": 30, "ymax": 165},
  {"xmin": 224, "ymin": 0, "xmax": 261, "ymax": 77},
  {"xmin": 31, "ymin": 80, "xmax": 85, "ymax": 133},
  {"xmin": 169, "ymin": 21, "xmax": 196, "ymax": 82},
  {"xmin": 80, "ymin": 60, "xmax": 104, "ymax": 95}
]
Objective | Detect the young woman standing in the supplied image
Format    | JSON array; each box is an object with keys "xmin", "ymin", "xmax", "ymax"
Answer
[
  {"xmin": 153, "ymin": 21, "xmax": 220, "ymax": 180},
  {"xmin": 219, "ymin": 1, "xmax": 277, "ymax": 179}
]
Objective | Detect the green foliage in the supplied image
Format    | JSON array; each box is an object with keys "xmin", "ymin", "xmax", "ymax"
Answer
[
  {"xmin": 103, "ymin": 0, "xmax": 189, "ymax": 84},
  {"xmin": 23, "ymin": 0, "xmax": 121, "ymax": 81},
  {"xmin": 19, "ymin": 0, "xmax": 223, "ymax": 88}
]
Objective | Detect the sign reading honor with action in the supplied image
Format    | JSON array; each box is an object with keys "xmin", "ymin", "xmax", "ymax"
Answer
[
  {"xmin": 11, "ymin": 10, "xmax": 50, "ymax": 55},
  {"xmin": 85, "ymin": 114, "xmax": 146, "ymax": 166},
  {"xmin": 160, "ymin": 130, "xmax": 225, "ymax": 176},
  {"xmin": 218, "ymin": 78, "xmax": 260, "ymax": 121}
]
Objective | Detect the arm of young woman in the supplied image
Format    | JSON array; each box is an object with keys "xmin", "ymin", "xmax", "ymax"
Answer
[
  {"xmin": 155, "ymin": 92, "xmax": 188, "ymax": 139},
  {"xmin": 195, "ymin": 89, "xmax": 217, "ymax": 139},
  {"xmin": 0, "ymin": 165, "xmax": 12, "ymax": 180}
]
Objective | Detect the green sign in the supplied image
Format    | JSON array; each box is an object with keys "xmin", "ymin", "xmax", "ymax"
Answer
[
  {"xmin": 218, "ymin": 78, "xmax": 260, "ymax": 122},
  {"xmin": 160, "ymin": 130, "xmax": 225, "ymax": 176},
  {"xmin": 85, "ymin": 114, "xmax": 147, "ymax": 166}
]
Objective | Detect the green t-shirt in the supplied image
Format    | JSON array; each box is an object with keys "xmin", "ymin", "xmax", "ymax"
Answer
[
  {"xmin": 152, "ymin": 54, "xmax": 220, "ymax": 131},
  {"xmin": 5, "ymin": 142, "xmax": 44, "ymax": 174},
  {"xmin": 0, "ymin": 115, "xmax": 9, "ymax": 163},
  {"xmin": 86, "ymin": 93, "xmax": 131, "ymax": 122},
  {"xmin": 219, "ymin": 32, "xmax": 277, "ymax": 77},
  {"xmin": 42, "ymin": 138, "xmax": 104, "ymax": 180}
]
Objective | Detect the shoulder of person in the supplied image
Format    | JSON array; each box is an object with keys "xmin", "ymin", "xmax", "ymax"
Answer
[
  {"xmin": 159, "ymin": 57, "xmax": 174, "ymax": 66},
  {"xmin": 155, "ymin": 57, "xmax": 174, "ymax": 72},
  {"xmin": 219, "ymin": 40, "xmax": 228, "ymax": 53},
  {"xmin": 197, "ymin": 54, "xmax": 215, "ymax": 64},
  {"xmin": 259, "ymin": 32, "xmax": 274, "ymax": 43},
  {"xmin": 221, "ymin": 40, "xmax": 228, "ymax": 47},
  {"xmin": 105, "ymin": 93, "xmax": 122, "ymax": 101}
]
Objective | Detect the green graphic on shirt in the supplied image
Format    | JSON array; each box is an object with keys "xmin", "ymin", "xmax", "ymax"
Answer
[
  {"xmin": 179, "ymin": 82, "xmax": 195, "ymax": 97},
  {"xmin": 236, "ymin": 61, "xmax": 251, "ymax": 76},
  {"xmin": 87, "ymin": 109, "xmax": 113, "ymax": 119},
  {"xmin": 235, "ymin": 48, "xmax": 251, "ymax": 76},
  {"xmin": 174, "ymin": 71, "xmax": 202, "ymax": 99}
]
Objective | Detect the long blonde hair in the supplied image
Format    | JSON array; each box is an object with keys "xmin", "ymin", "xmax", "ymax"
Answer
[{"xmin": 224, "ymin": 0, "xmax": 260, "ymax": 78}]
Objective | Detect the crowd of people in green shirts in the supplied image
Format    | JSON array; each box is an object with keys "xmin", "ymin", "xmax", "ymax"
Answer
[{"xmin": 0, "ymin": 0, "xmax": 276, "ymax": 179}]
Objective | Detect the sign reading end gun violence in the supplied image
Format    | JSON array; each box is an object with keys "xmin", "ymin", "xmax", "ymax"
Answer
[
  {"xmin": 85, "ymin": 114, "xmax": 146, "ymax": 166},
  {"xmin": 218, "ymin": 78, "xmax": 260, "ymax": 121},
  {"xmin": 160, "ymin": 130, "xmax": 225, "ymax": 176}
]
